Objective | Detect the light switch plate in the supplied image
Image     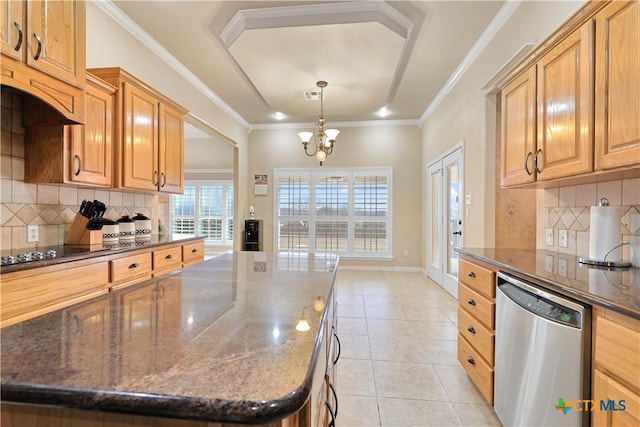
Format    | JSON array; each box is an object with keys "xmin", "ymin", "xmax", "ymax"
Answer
[
  {"xmin": 559, "ymin": 230, "xmax": 568, "ymax": 248},
  {"xmin": 545, "ymin": 254, "xmax": 554, "ymax": 272},
  {"xmin": 465, "ymin": 195, "xmax": 472, "ymax": 205},
  {"xmin": 545, "ymin": 229, "xmax": 554, "ymax": 247}
]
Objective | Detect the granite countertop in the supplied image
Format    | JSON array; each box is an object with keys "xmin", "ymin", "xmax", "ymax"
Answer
[
  {"xmin": 0, "ymin": 235, "xmax": 204, "ymax": 274},
  {"xmin": 0, "ymin": 251, "xmax": 339, "ymax": 423},
  {"xmin": 456, "ymin": 248, "xmax": 640, "ymax": 319}
]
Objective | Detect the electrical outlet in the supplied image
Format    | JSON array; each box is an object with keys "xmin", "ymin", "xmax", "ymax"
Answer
[
  {"xmin": 545, "ymin": 229, "xmax": 554, "ymax": 247},
  {"xmin": 27, "ymin": 225, "xmax": 39, "ymax": 243},
  {"xmin": 558, "ymin": 258, "xmax": 568, "ymax": 276},
  {"xmin": 559, "ymin": 230, "xmax": 568, "ymax": 248},
  {"xmin": 403, "ymin": 249, "xmax": 409, "ymax": 257}
]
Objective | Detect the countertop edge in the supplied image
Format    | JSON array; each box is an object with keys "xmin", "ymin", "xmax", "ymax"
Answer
[{"xmin": 457, "ymin": 248, "xmax": 640, "ymax": 320}]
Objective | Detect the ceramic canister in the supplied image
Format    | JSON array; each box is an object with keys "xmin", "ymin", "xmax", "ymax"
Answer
[
  {"xmin": 102, "ymin": 219, "xmax": 119, "ymax": 244},
  {"xmin": 117, "ymin": 215, "xmax": 135, "ymax": 241},
  {"xmin": 132, "ymin": 213, "xmax": 152, "ymax": 241}
]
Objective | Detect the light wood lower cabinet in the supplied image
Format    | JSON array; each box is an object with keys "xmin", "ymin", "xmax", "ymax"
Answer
[
  {"xmin": 592, "ymin": 307, "xmax": 640, "ymax": 426},
  {"xmin": 457, "ymin": 256, "xmax": 496, "ymax": 404},
  {"xmin": 0, "ymin": 259, "xmax": 109, "ymax": 328},
  {"xmin": 152, "ymin": 246, "xmax": 182, "ymax": 276},
  {"xmin": 109, "ymin": 252, "xmax": 153, "ymax": 291},
  {"xmin": 182, "ymin": 240, "xmax": 205, "ymax": 267}
]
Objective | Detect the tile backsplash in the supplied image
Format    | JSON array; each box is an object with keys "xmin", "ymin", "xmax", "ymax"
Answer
[
  {"xmin": 536, "ymin": 178, "xmax": 640, "ymax": 264},
  {"xmin": 1, "ymin": 89, "xmax": 157, "ymax": 251}
]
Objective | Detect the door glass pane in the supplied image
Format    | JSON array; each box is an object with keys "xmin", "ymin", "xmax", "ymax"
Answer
[
  {"xmin": 446, "ymin": 164, "xmax": 459, "ymax": 277},
  {"xmin": 430, "ymin": 171, "xmax": 440, "ymax": 269}
]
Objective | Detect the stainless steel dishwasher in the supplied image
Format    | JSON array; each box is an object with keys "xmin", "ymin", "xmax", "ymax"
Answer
[{"xmin": 494, "ymin": 272, "xmax": 591, "ymax": 427}]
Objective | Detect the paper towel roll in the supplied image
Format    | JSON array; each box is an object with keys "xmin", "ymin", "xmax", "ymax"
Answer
[{"xmin": 589, "ymin": 204, "xmax": 621, "ymax": 262}]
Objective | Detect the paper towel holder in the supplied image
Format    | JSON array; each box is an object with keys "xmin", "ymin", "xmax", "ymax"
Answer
[{"xmin": 579, "ymin": 198, "xmax": 631, "ymax": 268}]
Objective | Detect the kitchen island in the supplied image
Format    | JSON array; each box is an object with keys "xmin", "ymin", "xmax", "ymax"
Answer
[{"xmin": 1, "ymin": 251, "xmax": 340, "ymax": 426}]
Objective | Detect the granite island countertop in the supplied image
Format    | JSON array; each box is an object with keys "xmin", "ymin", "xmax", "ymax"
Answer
[
  {"xmin": 456, "ymin": 247, "xmax": 640, "ymax": 319},
  {"xmin": 1, "ymin": 251, "xmax": 339, "ymax": 424}
]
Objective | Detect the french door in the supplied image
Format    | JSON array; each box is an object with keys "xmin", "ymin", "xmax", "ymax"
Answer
[{"xmin": 426, "ymin": 145, "xmax": 463, "ymax": 298}]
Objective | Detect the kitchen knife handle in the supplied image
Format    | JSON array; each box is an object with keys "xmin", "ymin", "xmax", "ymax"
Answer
[
  {"xmin": 33, "ymin": 32, "xmax": 42, "ymax": 60},
  {"xmin": 13, "ymin": 22, "xmax": 23, "ymax": 51},
  {"xmin": 74, "ymin": 155, "xmax": 82, "ymax": 176}
]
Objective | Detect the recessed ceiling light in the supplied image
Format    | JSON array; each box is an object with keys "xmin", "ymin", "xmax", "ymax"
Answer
[
  {"xmin": 273, "ymin": 112, "xmax": 285, "ymax": 120},
  {"xmin": 378, "ymin": 106, "xmax": 390, "ymax": 117}
]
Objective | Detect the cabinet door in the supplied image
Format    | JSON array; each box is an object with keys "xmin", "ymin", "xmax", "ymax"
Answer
[
  {"xmin": 70, "ymin": 75, "xmax": 114, "ymax": 186},
  {"xmin": 62, "ymin": 298, "xmax": 111, "ymax": 386},
  {"xmin": 122, "ymin": 82, "xmax": 159, "ymax": 191},
  {"xmin": 593, "ymin": 370, "xmax": 640, "ymax": 427},
  {"xmin": 0, "ymin": 0, "xmax": 24, "ymax": 61},
  {"xmin": 536, "ymin": 21, "xmax": 593, "ymax": 180},
  {"xmin": 500, "ymin": 66, "xmax": 536, "ymax": 186},
  {"xmin": 595, "ymin": 1, "xmax": 640, "ymax": 170},
  {"xmin": 158, "ymin": 102, "xmax": 184, "ymax": 194},
  {"xmin": 25, "ymin": 0, "xmax": 85, "ymax": 88}
]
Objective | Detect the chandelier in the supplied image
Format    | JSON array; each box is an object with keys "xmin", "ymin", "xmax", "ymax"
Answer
[{"xmin": 298, "ymin": 81, "xmax": 340, "ymax": 166}]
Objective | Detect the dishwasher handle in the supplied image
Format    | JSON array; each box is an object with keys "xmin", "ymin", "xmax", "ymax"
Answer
[{"xmin": 497, "ymin": 272, "xmax": 585, "ymax": 329}]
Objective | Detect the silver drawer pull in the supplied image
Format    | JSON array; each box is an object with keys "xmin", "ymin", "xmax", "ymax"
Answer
[
  {"xmin": 191, "ymin": 248, "xmax": 198, "ymax": 253},
  {"xmin": 165, "ymin": 254, "xmax": 173, "ymax": 260},
  {"xmin": 467, "ymin": 356, "xmax": 475, "ymax": 365},
  {"xmin": 32, "ymin": 32, "xmax": 42, "ymax": 60},
  {"xmin": 467, "ymin": 326, "xmax": 476, "ymax": 335},
  {"xmin": 128, "ymin": 263, "xmax": 139, "ymax": 269},
  {"xmin": 13, "ymin": 22, "xmax": 23, "ymax": 51},
  {"xmin": 468, "ymin": 271, "xmax": 476, "ymax": 278},
  {"xmin": 467, "ymin": 299, "xmax": 476, "ymax": 306}
]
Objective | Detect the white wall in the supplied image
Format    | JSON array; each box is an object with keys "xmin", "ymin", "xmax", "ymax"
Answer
[{"xmin": 421, "ymin": 1, "xmax": 585, "ymax": 258}]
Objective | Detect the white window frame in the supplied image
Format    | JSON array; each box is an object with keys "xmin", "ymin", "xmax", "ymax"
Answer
[
  {"xmin": 169, "ymin": 180, "xmax": 234, "ymax": 246},
  {"xmin": 274, "ymin": 168, "xmax": 393, "ymax": 259}
]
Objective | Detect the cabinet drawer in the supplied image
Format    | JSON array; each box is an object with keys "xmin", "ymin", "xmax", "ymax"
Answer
[
  {"xmin": 182, "ymin": 240, "xmax": 204, "ymax": 266},
  {"xmin": 595, "ymin": 315, "xmax": 640, "ymax": 391},
  {"xmin": 111, "ymin": 253, "xmax": 152, "ymax": 288},
  {"xmin": 458, "ymin": 283, "xmax": 495, "ymax": 329},
  {"xmin": 459, "ymin": 259, "xmax": 495, "ymax": 298},
  {"xmin": 458, "ymin": 333, "xmax": 494, "ymax": 404},
  {"xmin": 153, "ymin": 246, "xmax": 182, "ymax": 274},
  {"xmin": 1, "ymin": 260, "xmax": 109, "ymax": 327},
  {"xmin": 592, "ymin": 369, "xmax": 640, "ymax": 426},
  {"xmin": 458, "ymin": 307, "xmax": 494, "ymax": 365}
]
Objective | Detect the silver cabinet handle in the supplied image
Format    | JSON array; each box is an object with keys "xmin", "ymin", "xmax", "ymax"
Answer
[
  {"xmin": 328, "ymin": 382, "xmax": 338, "ymax": 417},
  {"xmin": 165, "ymin": 254, "xmax": 173, "ymax": 260},
  {"xmin": 13, "ymin": 22, "xmax": 23, "ymax": 51},
  {"xmin": 153, "ymin": 171, "xmax": 159, "ymax": 186},
  {"xmin": 467, "ymin": 325, "xmax": 476, "ymax": 335},
  {"xmin": 74, "ymin": 155, "xmax": 82, "ymax": 176},
  {"xmin": 160, "ymin": 172, "xmax": 166, "ymax": 188},
  {"xmin": 332, "ymin": 331, "xmax": 341, "ymax": 365},
  {"xmin": 467, "ymin": 356, "xmax": 475, "ymax": 365},
  {"xmin": 128, "ymin": 263, "xmax": 139, "ymax": 269},
  {"xmin": 325, "ymin": 401, "xmax": 335, "ymax": 427},
  {"xmin": 467, "ymin": 299, "xmax": 476, "ymax": 306},
  {"xmin": 534, "ymin": 148, "xmax": 543, "ymax": 174},
  {"xmin": 524, "ymin": 152, "xmax": 533, "ymax": 175},
  {"xmin": 468, "ymin": 271, "xmax": 476, "ymax": 278},
  {"xmin": 191, "ymin": 248, "xmax": 198, "ymax": 253},
  {"xmin": 32, "ymin": 32, "xmax": 42, "ymax": 60}
]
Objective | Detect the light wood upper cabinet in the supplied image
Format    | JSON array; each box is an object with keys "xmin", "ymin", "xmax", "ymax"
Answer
[
  {"xmin": 158, "ymin": 103, "xmax": 185, "ymax": 194},
  {"xmin": 0, "ymin": 0, "xmax": 23, "ymax": 61},
  {"xmin": 89, "ymin": 67, "xmax": 188, "ymax": 194},
  {"xmin": 123, "ymin": 82, "xmax": 159, "ymax": 191},
  {"xmin": 501, "ymin": 67, "xmax": 537, "ymax": 187},
  {"xmin": 595, "ymin": 0, "xmax": 640, "ymax": 170},
  {"xmin": 23, "ymin": 73, "xmax": 115, "ymax": 187},
  {"xmin": 26, "ymin": 0, "xmax": 85, "ymax": 89},
  {"xmin": 0, "ymin": 0, "xmax": 85, "ymax": 123},
  {"xmin": 536, "ymin": 21, "xmax": 593, "ymax": 180}
]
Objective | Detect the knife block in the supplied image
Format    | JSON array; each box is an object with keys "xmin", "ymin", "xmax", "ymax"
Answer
[{"xmin": 65, "ymin": 215, "xmax": 103, "ymax": 246}]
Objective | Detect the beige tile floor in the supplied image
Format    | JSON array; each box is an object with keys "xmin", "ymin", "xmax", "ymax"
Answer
[{"xmin": 335, "ymin": 270, "xmax": 502, "ymax": 427}]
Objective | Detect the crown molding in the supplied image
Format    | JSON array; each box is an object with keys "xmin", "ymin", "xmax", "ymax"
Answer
[
  {"xmin": 418, "ymin": 0, "xmax": 522, "ymax": 126},
  {"xmin": 94, "ymin": 0, "xmax": 250, "ymax": 130},
  {"xmin": 250, "ymin": 118, "xmax": 419, "ymax": 131}
]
